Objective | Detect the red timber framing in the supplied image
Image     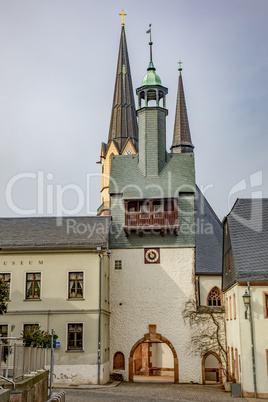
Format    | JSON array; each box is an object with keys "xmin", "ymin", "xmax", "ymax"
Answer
[{"xmin": 124, "ymin": 198, "xmax": 179, "ymax": 237}]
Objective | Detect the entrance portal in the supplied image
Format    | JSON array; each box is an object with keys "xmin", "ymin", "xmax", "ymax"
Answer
[
  {"xmin": 129, "ymin": 325, "xmax": 179, "ymax": 383},
  {"xmin": 202, "ymin": 352, "xmax": 223, "ymax": 385}
]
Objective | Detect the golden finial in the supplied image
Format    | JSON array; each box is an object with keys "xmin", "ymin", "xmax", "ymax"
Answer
[{"xmin": 119, "ymin": 10, "xmax": 127, "ymax": 26}]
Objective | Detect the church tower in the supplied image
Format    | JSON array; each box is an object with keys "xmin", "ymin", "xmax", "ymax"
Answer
[{"xmin": 98, "ymin": 15, "xmax": 138, "ymax": 216}]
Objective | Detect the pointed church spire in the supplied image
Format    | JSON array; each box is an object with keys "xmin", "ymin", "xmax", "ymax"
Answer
[
  {"xmin": 171, "ymin": 63, "xmax": 194, "ymax": 153},
  {"xmin": 108, "ymin": 23, "xmax": 138, "ymax": 152}
]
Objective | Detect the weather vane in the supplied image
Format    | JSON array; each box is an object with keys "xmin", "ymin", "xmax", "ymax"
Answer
[
  {"xmin": 146, "ymin": 24, "xmax": 153, "ymax": 62},
  {"xmin": 119, "ymin": 10, "xmax": 127, "ymax": 26},
  {"xmin": 178, "ymin": 60, "xmax": 183, "ymax": 74}
]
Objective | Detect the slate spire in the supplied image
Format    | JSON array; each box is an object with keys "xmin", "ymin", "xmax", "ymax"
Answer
[
  {"xmin": 171, "ymin": 66, "xmax": 194, "ymax": 153},
  {"xmin": 108, "ymin": 26, "xmax": 138, "ymax": 152}
]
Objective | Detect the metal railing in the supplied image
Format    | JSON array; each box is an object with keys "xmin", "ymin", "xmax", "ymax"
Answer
[
  {"xmin": 0, "ymin": 338, "xmax": 47, "ymax": 382},
  {"xmin": 126, "ymin": 211, "xmax": 177, "ymax": 227}
]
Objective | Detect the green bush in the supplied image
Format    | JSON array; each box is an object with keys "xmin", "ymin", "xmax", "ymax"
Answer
[{"xmin": 22, "ymin": 326, "xmax": 58, "ymax": 348}]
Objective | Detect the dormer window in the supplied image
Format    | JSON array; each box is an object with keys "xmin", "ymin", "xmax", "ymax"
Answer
[{"xmin": 124, "ymin": 199, "xmax": 179, "ymax": 237}]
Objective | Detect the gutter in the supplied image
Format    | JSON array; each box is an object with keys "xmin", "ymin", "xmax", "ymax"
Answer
[{"xmin": 97, "ymin": 247, "xmax": 102, "ymax": 385}]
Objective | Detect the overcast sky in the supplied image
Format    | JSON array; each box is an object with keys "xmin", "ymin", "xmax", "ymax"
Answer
[{"xmin": 0, "ymin": 0, "xmax": 267, "ymax": 220}]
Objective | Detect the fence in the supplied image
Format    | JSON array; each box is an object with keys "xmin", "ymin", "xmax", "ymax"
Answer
[{"xmin": 0, "ymin": 338, "xmax": 47, "ymax": 382}]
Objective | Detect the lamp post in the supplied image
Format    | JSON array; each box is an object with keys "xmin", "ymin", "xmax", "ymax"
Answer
[{"xmin": 242, "ymin": 283, "xmax": 257, "ymax": 398}]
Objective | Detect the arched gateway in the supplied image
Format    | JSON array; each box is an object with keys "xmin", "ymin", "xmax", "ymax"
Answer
[{"xmin": 129, "ymin": 325, "xmax": 179, "ymax": 383}]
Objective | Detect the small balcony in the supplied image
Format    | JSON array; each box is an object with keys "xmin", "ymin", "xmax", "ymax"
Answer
[{"xmin": 124, "ymin": 199, "xmax": 179, "ymax": 237}]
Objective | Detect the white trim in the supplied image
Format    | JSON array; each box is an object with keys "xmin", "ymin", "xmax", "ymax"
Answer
[
  {"xmin": 66, "ymin": 270, "xmax": 85, "ymax": 300},
  {"xmin": 66, "ymin": 321, "xmax": 84, "ymax": 352},
  {"xmin": 24, "ymin": 270, "xmax": 42, "ymax": 300}
]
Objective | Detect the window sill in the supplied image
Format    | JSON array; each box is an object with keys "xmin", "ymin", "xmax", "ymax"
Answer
[
  {"xmin": 67, "ymin": 298, "xmax": 85, "ymax": 301},
  {"xmin": 66, "ymin": 350, "xmax": 84, "ymax": 353},
  {"xmin": 23, "ymin": 299, "xmax": 42, "ymax": 301}
]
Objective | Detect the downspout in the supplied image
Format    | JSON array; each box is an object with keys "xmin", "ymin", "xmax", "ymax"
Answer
[
  {"xmin": 248, "ymin": 281, "xmax": 257, "ymax": 398},
  {"xmin": 97, "ymin": 247, "xmax": 102, "ymax": 385}
]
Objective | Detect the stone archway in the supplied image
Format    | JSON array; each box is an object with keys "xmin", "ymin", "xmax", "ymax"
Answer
[
  {"xmin": 202, "ymin": 351, "xmax": 223, "ymax": 385},
  {"xmin": 129, "ymin": 325, "xmax": 179, "ymax": 383}
]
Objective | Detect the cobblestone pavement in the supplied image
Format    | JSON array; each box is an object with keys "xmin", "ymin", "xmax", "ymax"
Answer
[{"xmin": 63, "ymin": 382, "xmax": 247, "ymax": 402}]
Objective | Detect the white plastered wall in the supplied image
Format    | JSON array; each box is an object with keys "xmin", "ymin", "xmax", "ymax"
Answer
[
  {"xmin": 110, "ymin": 247, "xmax": 219, "ymax": 383},
  {"xmin": 225, "ymin": 284, "xmax": 268, "ymax": 396}
]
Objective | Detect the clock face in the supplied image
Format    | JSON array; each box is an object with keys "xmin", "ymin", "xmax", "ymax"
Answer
[{"xmin": 144, "ymin": 248, "xmax": 160, "ymax": 264}]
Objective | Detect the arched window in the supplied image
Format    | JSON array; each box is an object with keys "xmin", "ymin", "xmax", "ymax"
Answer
[
  {"xmin": 207, "ymin": 287, "xmax": 222, "ymax": 306},
  {"xmin": 113, "ymin": 352, "xmax": 125, "ymax": 370}
]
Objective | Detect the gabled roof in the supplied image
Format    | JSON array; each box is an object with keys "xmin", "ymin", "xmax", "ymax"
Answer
[
  {"xmin": 108, "ymin": 26, "xmax": 138, "ymax": 153},
  {"xmin": 0, "ymin": 216, "xmax": 111, "ymax": 250},
  {"xmin": 195, "ymin": 186, "xmax": 223, "ymax": 275},
  {"xmin": 171, "ymin": 71, "xmax": 194, "ymax": 153},
  {"xmin": 227, "ymin": 198, "xmax": 268, "ymax": 282}
]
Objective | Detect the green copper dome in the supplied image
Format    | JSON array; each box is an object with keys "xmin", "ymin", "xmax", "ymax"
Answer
[{"xmin": 142, "ymin": 61, "xmax": 162, "ymax": 86}]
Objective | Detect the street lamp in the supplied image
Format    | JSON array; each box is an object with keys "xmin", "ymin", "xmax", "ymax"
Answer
[
  {"xmin": 242, "ymin": 285, "xmax": 257, "ymax": 398},
  {"xmin": 242, "ymin": 290, "xmax": 250, "ymax": 319}
]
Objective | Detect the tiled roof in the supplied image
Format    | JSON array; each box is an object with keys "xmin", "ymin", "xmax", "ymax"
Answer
[
  {"xmin": 227, "ymin": 198, "xmax": 268, "ymax": 282},
  {"xmin": 0, "ymin": 216, "xmax": 111, "ymax": 250},
  {"xmin": 195, "ymin": 186, "xmax": 223, "ymax": 275}
]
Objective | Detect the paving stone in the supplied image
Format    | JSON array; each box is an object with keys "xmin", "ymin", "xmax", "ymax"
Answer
[{"xmin": 63, "ymin": 382, "xmax": 247, "ymax": 402}]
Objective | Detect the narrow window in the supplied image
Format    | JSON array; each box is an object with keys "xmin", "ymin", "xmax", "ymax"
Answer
[
  {"xmin": 0, "ymin": 273, "xmax": 11, "ymax": 300},
  {"xmin": 233, "ymin": 294, "xmax": 236, "ymax": 320},
  {"xmin": 23, "ymin": 323, "xmax": 39, "ymax": 333},
  {"xmin": 228, "ymin": 252, "xmax": 231, "ymax": 271},
  {"xmin": 113, "ymin": 352, "xmax": 125, "ymax": 370},
  {"xmin": 114, "ymin": 260, "xmax": 122, "ymax": 270},
  {"xmin": 235, "ymin": 348, "xmax": 239, "ymax": 382},
  {"xmin": 263, "ymin": 293, "xmax": 268, "ymax": 318},
  {"xmin": 69, "ymin": 272, "xmax": 83, "ymax": 298},
  {"xmin": 0, "ymin": 325, "xmax": 8, "ymax": 338},
  {"xmin": 225, "ymin": 256, "xmax": 228, "ymax": 274},
  {"xmin": 229, "ymin": 296, "xmax": 232, "ymax": 320},
  {"xmin": 68, "ymin": 323, "xmax": 83, "ymax": 350},
  {"xmin": 226, "ymin": 298, "xmax": 229, "ymax": 320},
  {"xmin": 266, "ymin": 350, "xmax": 268, "ymax": 376},
  {"xmin": 26, "ymin": 273, "xmax": 41, "ymax": 299},
  {"xmin": 231, "ymin": 347, "xmax": 235, "ymax": 378},
  {"xmin": 207, "ymin": 287, "xmax": 222, "ymax": 306}
]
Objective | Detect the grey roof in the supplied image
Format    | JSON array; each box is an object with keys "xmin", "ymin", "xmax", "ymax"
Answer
[
  {"xmin": 0, "ymin": 216, "xmax": 111, "ymax": 250},
  {"xmin": 171, "ymin": 72, "xmax": 194, "ymax": 154},
  {"xmin": 227, "ymin": 198, "xmax": 268, "ymax": 282},
  {"xmin": 195, "ymin": 186, "xmax": 223, "ymax": 275},
  {"xmin": 108, "ymin": 26, "xmax": 138, "ymax": 153}
]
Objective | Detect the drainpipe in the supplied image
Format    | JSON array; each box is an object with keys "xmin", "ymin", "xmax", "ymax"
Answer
[
  {"xmin": 247, "ymin": 281, "xmax": 257, "ymax": 398},
  {"xmin": 97, "ymin": 247, "xmax": 102, "ymax": 385}
]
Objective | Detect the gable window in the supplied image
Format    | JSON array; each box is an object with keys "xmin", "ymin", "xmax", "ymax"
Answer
[
  {"xmin": 26, "ymin": 273, "xmax": 41, "ymax": 299},
  {"xmin": 69, "ymin": 272, "xmax": 83, "ymax": 299},
  {"xmin": 207, "ymin": 287, "xmax": 222, "ymax": 306},
  {"xmin": 0, "ymin": 273, "xmax": 10, "ymax": 300},
  {"xmin": 68, "ymin": 323, "xmax": 83, "ymax": 351}
]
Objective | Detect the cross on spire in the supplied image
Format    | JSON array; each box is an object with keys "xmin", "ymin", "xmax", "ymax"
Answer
[
  {"xmin": 146, "ymin": 24, "xmax": 153, "ymax": 63},
  {"xmin": 119, "ymin": 10, "xmax": 127, "ymax": 26}
]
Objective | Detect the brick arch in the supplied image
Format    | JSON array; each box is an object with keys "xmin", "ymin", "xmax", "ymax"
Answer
[
  {"xmin": 202, "ymin": 351, "xmax": 223, "ymax": 385},
  {"xmin": 129, "ymin": 326, "xmax": 179, "ymax": 383}
]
